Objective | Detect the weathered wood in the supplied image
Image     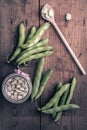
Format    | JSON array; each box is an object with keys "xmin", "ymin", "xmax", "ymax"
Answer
[
  {"xmin": 40, "ymin": 0, "xmax": 87, "ymax": 130},
  {"xmin": 0, "ymin": 0, "xmax": 87, "ymax": 130},
  {"xmin": 0, "ymin": 0, "xmax": 40, "ymax": 130}
]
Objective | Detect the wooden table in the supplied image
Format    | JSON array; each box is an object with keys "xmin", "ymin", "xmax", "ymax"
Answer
[{"xmin": 0, "ymin": 0, "xmax": 87, "ymax": 130}]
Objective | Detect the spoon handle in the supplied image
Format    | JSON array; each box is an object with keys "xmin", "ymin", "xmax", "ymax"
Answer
[{"xmin": 52, "ymin": 21, "xmax": 86, "ymax": 75}]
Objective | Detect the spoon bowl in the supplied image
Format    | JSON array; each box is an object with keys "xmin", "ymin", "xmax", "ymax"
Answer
[{"xmin": 41, "ymin": 4, "xmax": 55, "ymax": 23}]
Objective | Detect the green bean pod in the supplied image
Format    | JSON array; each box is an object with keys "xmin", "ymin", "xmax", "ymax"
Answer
[
  {"xmin": 27, "ymin": 26, "xmax": 36, "ymax": 40},
  {"xmin": 66, "ymin": 77, "xmax": 76, "ymax": 104},
  {"xmin": 54, "ymin": 87, "xmax": 70, "ymax": 122},
  {"xmin": 16, "ymin": 39, "xmax": 49, "ymax": 62},
  {"xmin": 32, "ymin": 39, "xmax": 49, "ymax": 48},
  {"xmin": 18, "ymin": 23, "xmax": 26, "ymax": 46},
  {"xmin": 18, "ymin": 51, "xmax": 53, "ymax": 65},
  {"xmin": 42, "ymin": 104, "xmax": 80, "ymax": 114},
  {"xmin": 52, "ymin": 83, "xmax": 63, "ymax": 119},
  {"xmin": 41, "ymin": 83, "xmax": 70, "ymax": 110},
  {"xmin": 9, "ymin": 23, "xmax": 25, "ymax": 62},
  {"xmin": 31, "ymin": 58, "xmax": 44, "ymax": 100},
  {"xmin": 16, "ymin": 46, "xmax": 53, "ymax": 63},
  {"xmin": 22, "ymin": 22, "xmax": 50, "ymax": 49},
  {"xmin": 35, "ymin": 69, "xmax": 53, "ymax": 100}
]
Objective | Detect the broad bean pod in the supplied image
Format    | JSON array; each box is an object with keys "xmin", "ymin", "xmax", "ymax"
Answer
[
  {"xmin": 31, "ymin": 58, "xmax": 44, "ymax": 100},
  {"xmin": 16, "ymin": 39, "xmax": 49, "ymax": 62},
  {"xmin": 9, "ymin": 23, "xmax": 25, "ymax": 62},
  {"xmin": 27, "ymin": 26, "xmax": 36, "ymax": 40},
  {"xmin": 16, "ymin": 46, "xmax": 53, "ymax": 63},
  {"xmin": 18, "ymin": 51, "xmax": 53, "ymax": 65},
  {"xmin": 22, "ymin": 22, "xmax": 50, "ymax": 49},
  {"xmin": 42, "ymin": 104, "xmax": 79, "ymax": 114},
  {"xmin": 52, "ymin": 82, "xmax": 63, "ymax": 119}
]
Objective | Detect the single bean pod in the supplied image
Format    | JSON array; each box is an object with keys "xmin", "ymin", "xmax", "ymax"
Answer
[
  {"xmin": 34, "ymin": 69, "xmax": 53, "ymax": 100},
  {"xmin": 22, "ymin": 22, "xmax": 50, "ymax": 49},
  {"xmin": 52, "ymin": 83, "xmax": 63, "ymax": 119},
  {"xmin": 32, "ymin": 39, "xmax": 49, "ymax": 48},
  {"xmin": 54, "ymin": 87, "xmax": 70, "ymax": 122},
  {"xmin": 26, "ymin": 26, "xmax": 36, "ymax": 40},
  {"xmin": 66, "ymin": 77, "xmax": 76, "ymax": 104},
  {"xmin": 16, "ymin": 46, "xmax": 53, "ymax": 63},
  {"xmin": 16, "ymin": 39, "xmax": 49, "ymax": 62},
  {"xmin": 41, "ymin": 83, "xmax": 70, "ymax": 110},
  {"xmin": 18, "ymin": 23, "xmax": 26, "ymax": 46},
  {"xmin": 18, "ymin": 51, "xmax": 53, "ymax": 65},
  {"xmin": 31, "ymin": 58, "xmax": 44, "ymax": 100},
  {"xmin": 9, "ymin": 23, "xmax": 25, "ymax": 62},
  {"xmin": 42, "ymin": 104, "xmax": 80, "ymax": 114}
]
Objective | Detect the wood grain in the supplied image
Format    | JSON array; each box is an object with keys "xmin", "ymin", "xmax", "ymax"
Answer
[
  {"xmin": 40, "ymin": 0, "xmax": 87, "ymax": 130},
  {"xmin": 0, "ymin": 0, "xmax": 40, "ymax": 130},
  {"xmin": 0, "ymin": 0, "xmax": 87, "ymax": 130}
]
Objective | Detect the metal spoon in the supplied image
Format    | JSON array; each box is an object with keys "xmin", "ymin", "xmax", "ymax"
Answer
[{"xmin": 41, "ymin": 4, "xmax": 86, "ymax": 75}]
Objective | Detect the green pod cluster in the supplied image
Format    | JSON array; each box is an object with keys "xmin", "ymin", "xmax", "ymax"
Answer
[
  {"xmin": 16, "ymin": 46, "xmax": 53, "ymax": 63},
  {"xmin": 8, "ymin": 22, "xmax": 53, "ymax": 65},
  {"xmin": 31, "ymin": 58, "xmax": 53, "ymax": 101},
  {"xmin": 18, "ymin": 51, "xmax": 53, "ymax": 65},
  {"xmin": 54, "ymin": 77, "xmax": 76, "ymax": 122},
  {"xmin": 16, "ymin": 39, "xmax": 49, "ymax": 63},
  {"xmin": 54, "ymin": 87, "xmax": 70, "ymax": 122},
  {"xmin": 22, "ymin": 22, "xmax": 50, "ymax": 49},
  {"xmin": 54, "ymin": 77, "xmax": 77, "ymax": 122},
  {"xmin": 41, "ymin": 83, "xmax": 70, "ymax": 110},
  {"xmin": 38, "ymin": 77, "xmax": 79, "ymax": 123}
]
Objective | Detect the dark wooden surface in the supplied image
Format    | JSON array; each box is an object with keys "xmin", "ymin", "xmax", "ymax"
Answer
[{"xmin": 0, "ymin": 0, "xmax": 87, "ymax": 130}]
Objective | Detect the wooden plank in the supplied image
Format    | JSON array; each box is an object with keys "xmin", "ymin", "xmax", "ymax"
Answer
[
  {"xmin": 40, "ymin": 0, "xmax": 87, "ymax": 130},
  {"xmin": 0, "ymin": 0, "xmax": 87, "ymax": 130},
  {"xmin": 0, "ymin": 0, "xmax": 40, "ymax": 130}
]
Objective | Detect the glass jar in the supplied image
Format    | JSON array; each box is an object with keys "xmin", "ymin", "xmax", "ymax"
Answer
[{"xmin": 2, "ymin": 69, "xmax": 32, "ymax": 104}]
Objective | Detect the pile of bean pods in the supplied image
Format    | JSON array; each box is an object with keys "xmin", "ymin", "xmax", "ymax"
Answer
[
  {"xmin": 31, "ymin": 57, "xmax": 53, "ymax": 100},
  {"xmin": 38, "ymin": 77, "xmax": 79, "ymax": 122},
  {"xmin": 8, "ymin": 22, "xmax": 53, "ymax": 66}
]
